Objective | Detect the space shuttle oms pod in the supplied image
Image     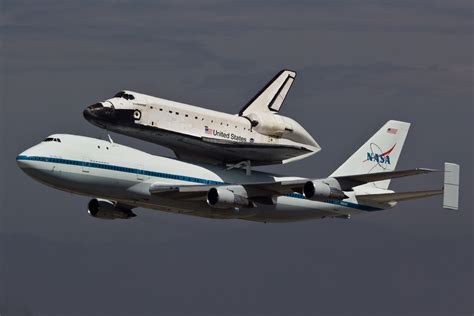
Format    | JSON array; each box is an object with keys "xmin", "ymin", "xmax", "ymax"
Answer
[{"xmin": 246, "ymin": 112, "xmax": 293, "ymax": 137}]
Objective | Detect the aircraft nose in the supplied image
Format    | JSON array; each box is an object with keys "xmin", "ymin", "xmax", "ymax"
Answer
[
  {"xmin": 16, "ymin": 148, "xmax": 36, "ymax": 170},
  {"xmin": 83, "ymin": 102, "xmax": 115, "ymax": 127}
]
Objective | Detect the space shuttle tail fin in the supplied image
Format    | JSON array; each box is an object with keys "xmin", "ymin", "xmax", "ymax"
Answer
[{"xmin": 239, "ymin": 69, "xmax": 296, "ymax": 116}]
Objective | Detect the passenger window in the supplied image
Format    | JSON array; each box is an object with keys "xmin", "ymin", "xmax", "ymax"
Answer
[
  {"xmin": 195, "ymin": 116, "xmax": 198, "ymax": 119},
  {"xmin": 169, "ymin": 110, "xmax": 172, "ymax": 113}
]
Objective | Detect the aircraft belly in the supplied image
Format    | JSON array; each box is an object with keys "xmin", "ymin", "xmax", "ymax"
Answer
[
  {"xmin": 133, "ymin": 195, "xmax": 346, "ymax": 222},
  {"xmin": 107, "ymin": 124, "xmax": 312, "ymax": 166}
]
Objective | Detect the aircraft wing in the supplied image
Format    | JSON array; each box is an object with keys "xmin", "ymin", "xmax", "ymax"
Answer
[
  {"xmin": 149, "ymin": 165, "xmax": 456, "ymax": 206},
  {"xmin": 149, "ymin": 179, "xmax": 307, "ymax": 200}
]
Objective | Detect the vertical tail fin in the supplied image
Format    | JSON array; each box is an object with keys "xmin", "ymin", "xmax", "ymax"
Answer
[
  {"xmin": 239, "ymin": 70, "xmax": 296, "ymax": 116},
  {"xmin": 330, "ymin": 120, "xmax": 410, "ymax": 190}
]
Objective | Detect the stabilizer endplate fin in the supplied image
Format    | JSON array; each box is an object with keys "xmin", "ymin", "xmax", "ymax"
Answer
[{"xmin": 443, "ymin": 162, "xmax": 460, "ymax": 210}]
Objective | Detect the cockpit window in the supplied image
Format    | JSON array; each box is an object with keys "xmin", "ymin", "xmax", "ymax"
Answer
[
  {"xmin": 113, "ymin": 91, "xmax": 135, "ymax": 100},
  {"xmin": 43, "ymin": 138, "xmax": 61, "ymax": 143}
]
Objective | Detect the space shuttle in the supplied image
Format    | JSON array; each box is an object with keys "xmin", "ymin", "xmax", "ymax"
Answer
[{"xmin": 83, "ymin": 70, "xmax": 320, "ymax": 167}]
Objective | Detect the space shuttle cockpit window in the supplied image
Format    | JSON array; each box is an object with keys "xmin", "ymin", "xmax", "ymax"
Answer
[
  {"xmin": 43, "ymin": 138, "xmax": 61, "ymax": 143},
  {"xmin": 113, "ymin": 91, "xmax": 135, "ymax": 100}
]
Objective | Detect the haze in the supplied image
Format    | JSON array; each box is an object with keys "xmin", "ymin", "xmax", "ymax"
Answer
[{"xmin": 1, "ymin": 1, "xmax": 472, "ymax": 315}]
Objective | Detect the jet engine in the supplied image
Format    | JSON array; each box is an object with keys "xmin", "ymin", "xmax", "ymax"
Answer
[
  {"xmin": 246, "ymin": 112, "xmax": 293, "ymax": 137},
  {"xmin": 206, "ymin": 188, "xmax": 254, "ymax": 209},
  {"xmin": 303, "ymin": 181, "xmax": 347, "ymax": 201},
  {"xmin": 87, "ymin": 198, "xmax": 136, "ymax": 220}
]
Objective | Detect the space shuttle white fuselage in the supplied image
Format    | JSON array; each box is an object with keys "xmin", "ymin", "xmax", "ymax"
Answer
[{"xmin": 84, "ymin": 70, "xmax": 320, "ymax": 166}]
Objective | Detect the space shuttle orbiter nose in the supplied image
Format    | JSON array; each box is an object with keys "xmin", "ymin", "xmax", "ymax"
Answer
[
  {"xmin": 84, "ymin": 101, "xmax": 138, "ymax": 129},
  {"xmin": 83, "ymin": 103, "xmax": 113, "ymax": 128}
]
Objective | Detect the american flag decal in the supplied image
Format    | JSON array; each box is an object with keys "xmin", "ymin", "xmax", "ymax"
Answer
[
  {"xmin": 387, "ymin": 128, "xmax": 398, "ymax": 134},
  {"xmin": 204, "ymin": 126, "xmax": 213, "ymax": 135}
]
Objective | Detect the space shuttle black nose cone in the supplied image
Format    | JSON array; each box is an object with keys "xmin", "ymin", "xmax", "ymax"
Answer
[{"xmin": 83, "ymin": 103, "xmax": 115, "ymax": 128}]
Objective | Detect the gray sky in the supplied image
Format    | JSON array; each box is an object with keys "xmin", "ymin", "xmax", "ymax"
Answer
[{"xmin": 1, "ymin": 1, "xmax": 472, "ymax": 315}]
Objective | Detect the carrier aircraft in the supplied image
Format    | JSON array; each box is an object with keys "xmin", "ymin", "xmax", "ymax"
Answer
[
  {"xmin": 83, "ymin": 70, "xmax": 320, "ymax": 169},
  {"xmin": 17, "ymin": 120, "xmax": 460, "ymax": 222}
]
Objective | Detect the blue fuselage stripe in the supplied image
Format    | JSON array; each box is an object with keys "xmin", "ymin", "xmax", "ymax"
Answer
[{"xmin": 16, "ymin": 155, "xmax": 382, "ymax": 212}]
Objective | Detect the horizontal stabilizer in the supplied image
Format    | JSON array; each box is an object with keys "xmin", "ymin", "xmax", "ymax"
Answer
[
  {"xmin": 239, "ymin": 70, "xmax": 296, "ymax": 116},
  {"xmin": 357, "ymin": 189, "xmax": 443, "ymax": 203},
  {"xmin": 443, "ymin": 162, "xmax": 460, "ymax": 210},
  {"xmin": 335, "ymin": 168, "xmax": 437, "ymax": 190}
]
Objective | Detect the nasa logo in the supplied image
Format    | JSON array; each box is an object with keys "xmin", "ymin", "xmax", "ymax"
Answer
[{"xmin": 364, "ymin": 143, "xmax": 396, "ymax": 169}]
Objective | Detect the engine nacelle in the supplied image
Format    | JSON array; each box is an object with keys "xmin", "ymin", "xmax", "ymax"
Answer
[
  {"xmin": 246, "ymin": 112, "xmax": 293, "ymax": 137},
  {"xmin": 87, "ymin": 198, "xmax": 136, "ymax": 220},
  {"xmin": 303, "ymin": 181, "xmax": 347, "ymax": 201},
  {"xmin": 207, "ymin": 188, "xmax": 254, "ymax": 209}
]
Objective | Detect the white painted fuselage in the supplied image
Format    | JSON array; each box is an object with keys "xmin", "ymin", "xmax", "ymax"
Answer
[
  {"xmin": 84, "ymin": 90, "xmax": 320, "ymax": 166},
  {"xmin": 16, "ymin": 134, "xmax": 377, "ymax": 222}
]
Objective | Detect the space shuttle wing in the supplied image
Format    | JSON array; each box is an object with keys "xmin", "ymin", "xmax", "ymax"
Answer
[{"xmin": 239, "ymin": 69, "xmax": 296, "ymax": 116}]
